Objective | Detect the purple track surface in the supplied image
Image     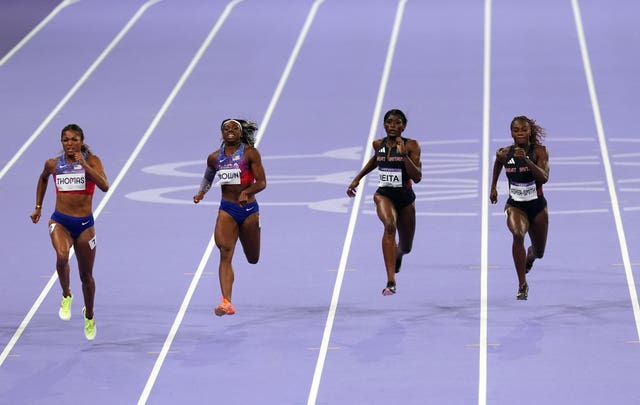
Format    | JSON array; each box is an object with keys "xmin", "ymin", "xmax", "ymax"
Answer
[{"xmin": 1, "ymin": 1, "xmax": 639, "ymax": 404}]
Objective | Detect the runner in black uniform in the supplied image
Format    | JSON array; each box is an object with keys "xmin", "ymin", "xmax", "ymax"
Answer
[
  {"xmin": 347, "ymin": 109, "xmax": 422, "ymax": 296},
  {"xmin": 490, "ymin": 116, "xmax": 549, "ymax": 300}
]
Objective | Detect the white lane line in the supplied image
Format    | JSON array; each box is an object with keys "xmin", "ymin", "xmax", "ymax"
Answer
[
  {"xmin": 0, "ymin": 0, "xmax": 81, "ymax": 67},
  {"xmin": 571, "ymin": 0, "xmax": 640, "ymax": 338},
  {"xmin": 0, "ymin": 0, "xmax": 163, "ymax": 181},
  {"xmin": 135, "ymin": 1, "xmax": 245, "ymax": 403},
  {"xmin": 256, "ymin": 0, "xmax": 326, "ymax": 145},
  {"xmin": 307, "ymin": 1, "xmax": 408, "ymax": 404},
  {"xmin": 138, "ymin": 0, "xmax": 327, "ymax": 403},
  {"xmin": 0, "ymin": 0, "xmax": 163, "ymax": 369},
  {"xmin": 478, "ymin": 1, "xmax": 492, "ymax": 404}
]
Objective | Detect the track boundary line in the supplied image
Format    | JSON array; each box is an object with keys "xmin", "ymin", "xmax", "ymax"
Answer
[
  {"xmin": 306, "ymin": 1, "xmax": 408, "ymax": 403},
  {"xmin": 134, "ymin": 1, "xmax": 245, "ymax": 403},
  {"xmin": 0, "ymin": 0, "xmax": 80, "ymax": 67},
  {"xmin": 478, "ymin": 1, "xmax": 491, "ymax": 404},
  {"xmin": 571, "ymin": 0, "xmax": 640, "ymax": 338},
  {"xmin": 0, "ymin": 0, "xmax": 162, "ymax": 182},
  {"xmin": 137, "ymin": 0, "xmax": 326, "ymax": 403},
  {"xmin": 0, "ymin": 0, "xmax": 164, "ymax": 368}
]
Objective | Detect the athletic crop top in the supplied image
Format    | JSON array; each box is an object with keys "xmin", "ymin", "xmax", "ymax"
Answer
[
  {"xmin": 504, "ymin": 145, "xmax": 543, "ymax": 202},
  {"xmin": 54, "ymin": 154, "xmax": 96, "ymax": 195},
  {"xmin": 376, "ymin": 137, "xmax": 412, "ymax": 188},
  {"xmin": 214, "ymin": 143, "xmax": 255, "ymax": 185}
]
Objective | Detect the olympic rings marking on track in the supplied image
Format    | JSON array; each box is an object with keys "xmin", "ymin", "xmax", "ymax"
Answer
[{"xmin": 125, "ymin": 139, "xmax": 640, "ymax": 215}]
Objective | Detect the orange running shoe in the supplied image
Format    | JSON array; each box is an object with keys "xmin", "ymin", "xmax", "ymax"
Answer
[{"xmin": 214, "ymin": 298, "xmax": 235, "ymax": 316}]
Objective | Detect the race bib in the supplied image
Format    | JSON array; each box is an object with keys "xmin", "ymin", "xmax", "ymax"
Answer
[
  {"xmin": 509, "ymin": 181, "xmax": 537, "ymax": 201},
  {"xmin": 216, "ymin": 168, "xmax": 241, "ymax": 185},
  {"xmin": 56, "ymin": 172, "xmax": 86, "ymax": 191},
  {"xmin": 378, "ymin": 167, "xmax": 403, "ymax": 188}
]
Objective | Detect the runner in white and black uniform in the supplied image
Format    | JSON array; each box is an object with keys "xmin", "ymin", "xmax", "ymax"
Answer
[{"xmin": 490, "ymin": 115, "xmax": 550, "ymax": 300}]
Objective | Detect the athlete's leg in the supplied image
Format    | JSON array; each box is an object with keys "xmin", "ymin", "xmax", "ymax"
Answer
[
  {"xmin": 374, "ymin": 193, "xmax": 398, "ymax": 284},
  {"xmin": 214, "ymin": 211, "xmax": 239, "ymax": 300},
  {"xmin": 505, "ymin": 205, "xmax": 530, "ymax": 286},
  {"xmin": 395, "ymin": 203, "xmax": 416, "ymax": 272},
  {"xmin": 49, "ymin": 220, "xmax": 73, "ymax": 298},
  {"xmin": 526, "ymin": 207, "xmax": 548, "ymax": 271},
  {"xmin": 74, "ymin": 227, "xmax": 97, "ymax": 319},
  {"xmin": 238, "ymin": 212, "xmax": 260, "ymax": 264}
]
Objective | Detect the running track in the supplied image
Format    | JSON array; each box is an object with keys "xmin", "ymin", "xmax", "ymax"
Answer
[{"xmin": 0, "ymin": 1, "xmax": 638, "ymax": 404}]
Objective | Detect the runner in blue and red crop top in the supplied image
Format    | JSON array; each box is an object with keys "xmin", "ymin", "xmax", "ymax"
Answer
[
  {"xmin": 490, "ymin": 116, "xmax": 550, "ymax": 301},
  {"xmin": 347, "ymin": 109, "xmax": 422, "ymax": 296},
  {"xmin": 193, "ymin": 118, "xmax": 267, "ymax": 317},
  {"xmin": 30, "ymin": 124, "xmax": 109, "ymax": 340},
  {"xmin": 53, "ymin": 153, "xmax": 97, "ymax": 196}
]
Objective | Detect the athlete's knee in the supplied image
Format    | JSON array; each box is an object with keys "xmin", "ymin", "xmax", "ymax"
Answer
[
  {"xmin": 54, "ymin": 249, "xmax": 70, "ymax": 266},
  {"xmin": 511, "ymin": 232, "xmax": 526, "ymax": 244},
  {"xmin": 217, "ymin": 244, "xmax": 234, "ymax": 260},
  {"xmin": 79, "ymin": 272, "xmax": 94, "ymax": 285},
  {"xmin": 247, "ymin": 255, "xmax": 259, "ymax": 265},
  {"xmin": 382, "ymin": 220, "xmax": 397, "ymax": 235}
]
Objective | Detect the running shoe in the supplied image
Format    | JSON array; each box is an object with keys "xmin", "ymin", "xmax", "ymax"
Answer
[
  {"xmin": 382, "ymin": 281, "xmax": 396, "ymax": 296},
  {"xmin": 525, "ymin": 247, "xmax": 535, "ymax": 274},
  {"xmin": 516, "ymin": 282, "xmax": 529, "ymax": 301},
  {"xmin": 395, "ymin": 255, "xmax": 403, "ymax": 274},
  {"xmin": 58, "ymin": 294, "xmax": 73, "ymax": 321},
  {"xmin": 82, "ymin": 307, "xmax": 96, "ymax": 340},
  {"xmin": 214, "ymin": 298, "xmax": 235, "ymax": 316}
]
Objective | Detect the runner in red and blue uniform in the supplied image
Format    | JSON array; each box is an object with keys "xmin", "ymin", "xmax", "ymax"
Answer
[
  {"xmin": 30, "ymin": 124, "xmax": 109, "ymax": 339},
  {"xmin": 194, "ymin": 119, "xmax": 267, "ymax": 316}
]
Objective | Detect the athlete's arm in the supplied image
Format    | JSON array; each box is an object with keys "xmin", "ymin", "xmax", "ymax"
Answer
[
  {"xmin": 83, "ymin": 154, "xmax": 109, "ymax": 192},
  {"xmin": 526, "ymin": 145, "xmax": 549, "ymax": 185},
  {"xmin": 31, "ymin": 159, "xmax": 54, "ymax": 223},
  {"xmin": 194, "ymin": 153, "xmax": 217, "ymax": 204},
  {"xmin": 403, "ymin": 139, "xmax": 422, "ymax": 183},
  {"xmin": 490, "ymin": 148, "xmax": 506, "ymax": 204},
  {"xmin": 239, "ymin": 147, "xmax": 267, "ymax": 204},
  {"xmin": 347, "ymin": 139, "xmax": 382, "ymax": 197}
]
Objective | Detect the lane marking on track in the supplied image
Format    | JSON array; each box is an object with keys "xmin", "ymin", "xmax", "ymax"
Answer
[
  {"xmin": 135, "ymin": 1, "xmax": 246, "ymax": 403},
  {"xmin": 478, "ymin": 2, "xmax": 492, "ymax": 404},
  {"xmin": 572, "ymin": 0, "xmax": 640, "ymax": 340},
  {"xmin": 0, "ymin": 0, "xmax": 162, "ymax": 181},
  {"xmin": 466, "ymin": 343, "xmax": 499, "ymax": 347},
  {"xmin": 0, "ymin": 0, "xmax": 164, "ymax": 369},
  {"xmin": 307, "ymin": 1, "xmax": 407, "ymax": 404},
  {"xmin": 0, "ymin": 0, "xmax": 80, "ymax": 66},
  {"xmin": 138, "ymin": 1, "xmax": 327, "ymax": 404}
]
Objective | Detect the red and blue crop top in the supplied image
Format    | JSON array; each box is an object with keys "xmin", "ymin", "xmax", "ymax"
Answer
[
  {"xmin": 214, "ymin": 143, "xmax": 255, "ymax": 185},
  {"xmin": 53, "ymin": 154, "xmax": 96, "ymax": 195}
]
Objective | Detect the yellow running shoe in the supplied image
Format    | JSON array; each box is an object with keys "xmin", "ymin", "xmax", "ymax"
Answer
[
  {"xmin": 58, "ymin": 294, "xmax": 72, "ymax": 321},
  {"xmin": 214, "ymin": 298, "xmax": 235, "ymax": 316},
  {"xmin": 82, "ymin": 307, "xmax": 96, "ymax": 340}
]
